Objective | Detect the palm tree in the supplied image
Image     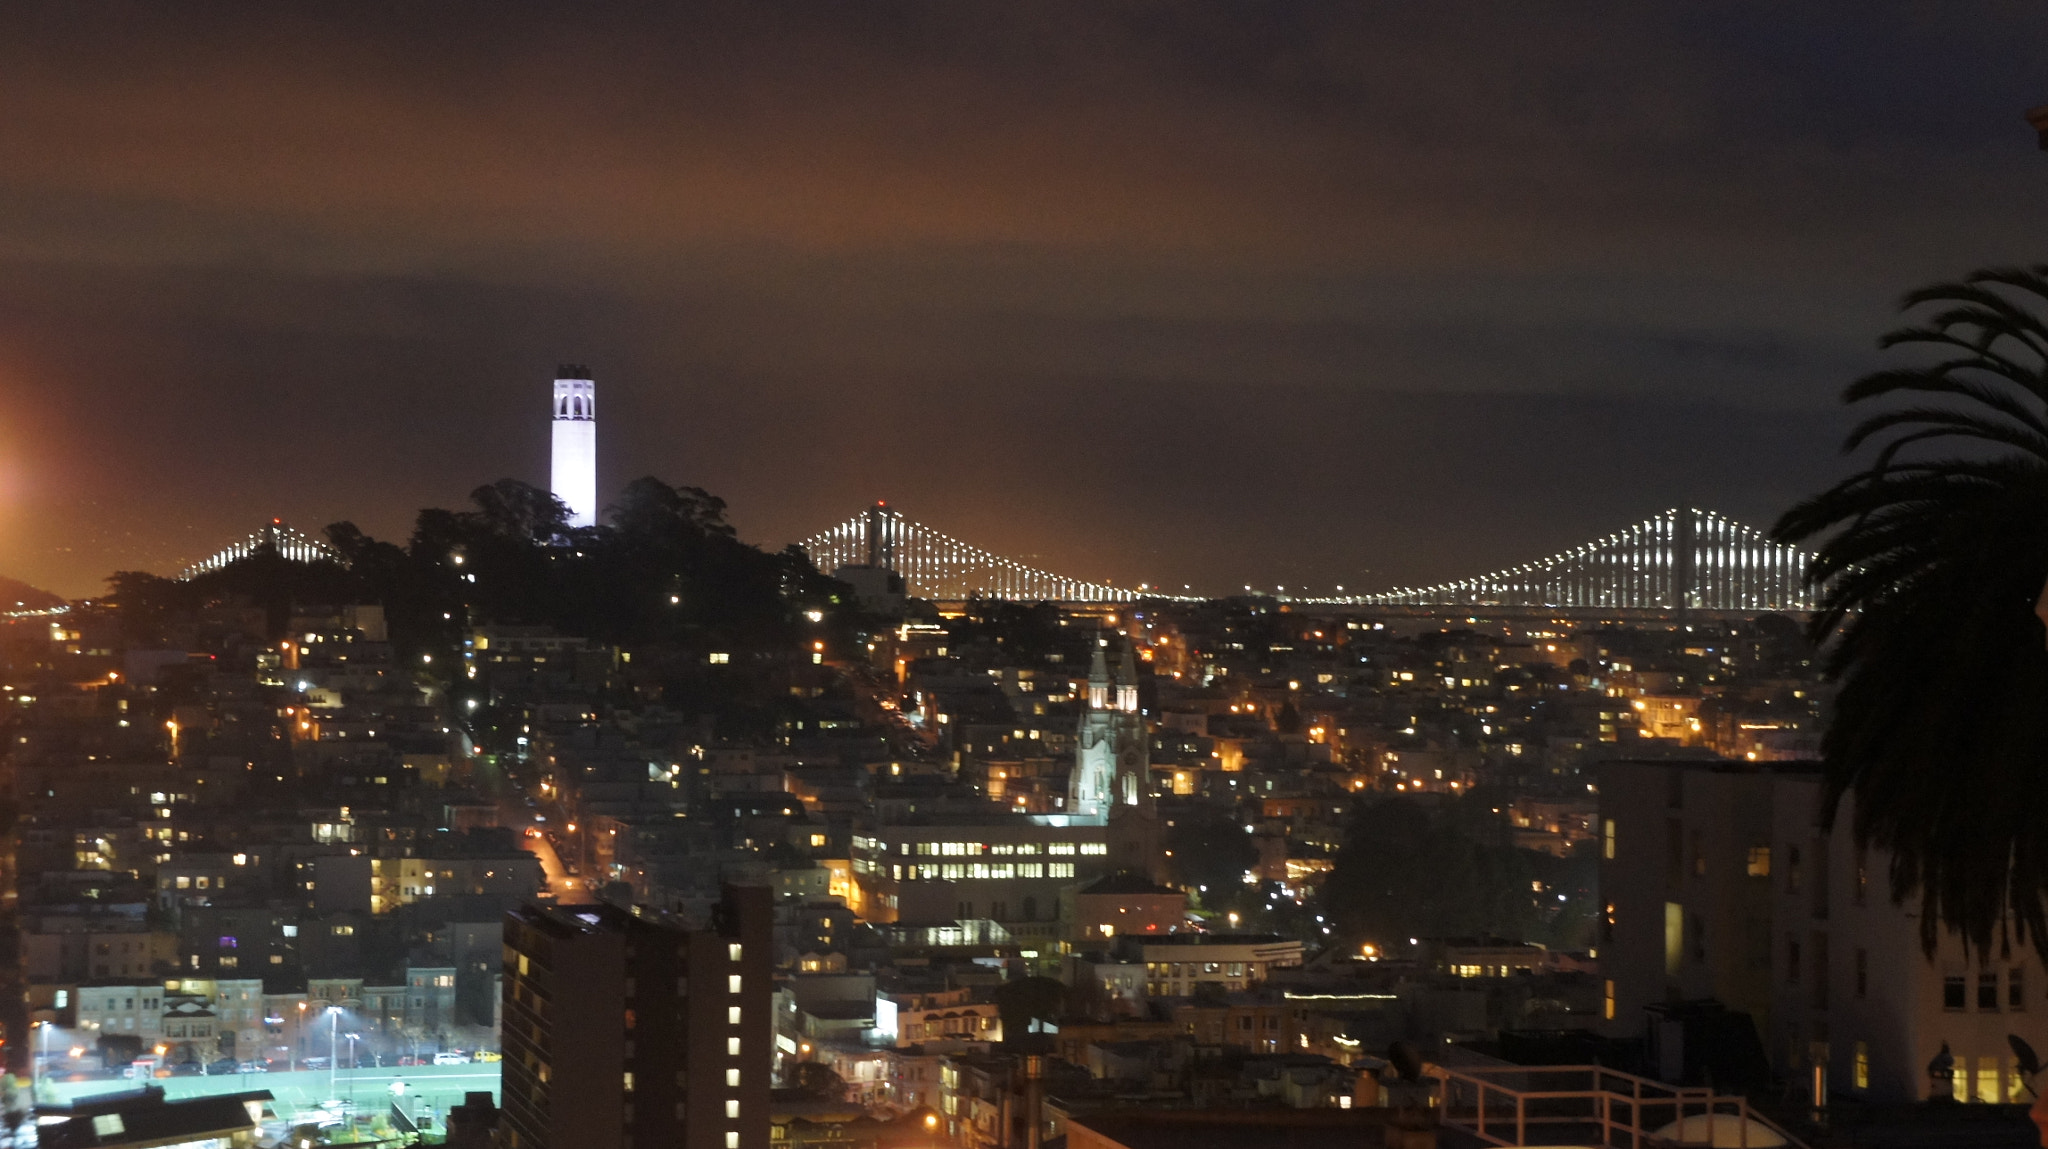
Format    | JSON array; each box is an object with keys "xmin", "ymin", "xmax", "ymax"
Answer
[{"xmin": 1775, "ymin": 266, "xmax": 2048, "ymax": 958}]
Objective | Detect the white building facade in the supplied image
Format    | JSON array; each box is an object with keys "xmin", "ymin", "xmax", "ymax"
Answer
[
  {"xmin": 1598, "ymin": 757, "xmax": 2048, "ymax": 1104},
  {"xmin": 550, "ymin": 366, "xmax": 597, "ymax": 528}
]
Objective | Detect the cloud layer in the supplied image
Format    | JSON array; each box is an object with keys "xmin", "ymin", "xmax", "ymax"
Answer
[{"xmin": 0, "ymin": 3, "xmax": 2042, "ymax": 595}]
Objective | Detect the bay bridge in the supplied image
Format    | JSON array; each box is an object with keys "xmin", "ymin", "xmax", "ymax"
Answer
[
  {"xmin": 147, "ymin": 504, "xmax": 1816, "ymax": 615},
  {"xmin": 1338, "ymin": 507, "xmax": 1816, "ymax": 613},
  {"xmin": 178, "ymin": 520, "xmax": 340, "ymax": 581},
  {"xmin": 799, "ymin": 503, "xmax": 1141, "ymax": 604},
  {"xmin": 797, "ymin": 503, "xmax": 1816, "ymax": 613}
]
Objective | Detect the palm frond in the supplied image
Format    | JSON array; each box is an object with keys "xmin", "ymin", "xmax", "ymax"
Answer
[{"xmin": 1775, "ymin": 266, "xmax": 2048, "ymax": 958}]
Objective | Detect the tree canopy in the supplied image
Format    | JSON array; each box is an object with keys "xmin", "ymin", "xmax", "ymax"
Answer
[
  {"xmin": 112, "ymin": 475, "xmax": 857, "ymax": 679},
  {"xmin": 1318, "ymin": 792, "xmax": 1545, "ymax": 947}
]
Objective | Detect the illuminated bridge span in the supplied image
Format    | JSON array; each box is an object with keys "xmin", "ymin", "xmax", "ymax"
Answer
[
  {"xmin": 180, "ymin": 520, "xmax": 342, "ymax": 581},
  {"xmin": 801, "ymin": 503, "xmax": 1136, "ymax": 603},
  {"xmin": 1343, "ymin": 508, "xmax": 1815, "ymax": 612}
]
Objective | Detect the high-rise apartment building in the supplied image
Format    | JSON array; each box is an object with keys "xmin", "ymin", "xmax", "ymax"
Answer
[
  {"xmin": 500, "ymin": 886, "xmax": 772, "ymax": 1149},
  {"xmin": 550, "ymin": 365, "xmax": 597, "ymax": 528},
  {"xmin": 1598, "ymin": 757, "xmax": 2048, "ymax": 1104}
]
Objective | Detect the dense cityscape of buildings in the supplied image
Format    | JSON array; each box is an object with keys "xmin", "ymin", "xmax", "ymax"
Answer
[
  {"xmin": 0, "ymin": 538, "xmax": 1932, "ymax": 1141},
  {"xmin": 0, "ymin": 378, "xmax": 2030, "ymax": 1148}
]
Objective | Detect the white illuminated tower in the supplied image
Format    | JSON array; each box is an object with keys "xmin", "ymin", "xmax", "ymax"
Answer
[{"xmin": 550, "ymin": 365, "xmax": 597, "ymax": 528}]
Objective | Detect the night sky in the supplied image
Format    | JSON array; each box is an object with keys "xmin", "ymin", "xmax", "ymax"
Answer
[{"xmin": 2, "ymin": 3, "xmax": 2045, "ymax": 598}]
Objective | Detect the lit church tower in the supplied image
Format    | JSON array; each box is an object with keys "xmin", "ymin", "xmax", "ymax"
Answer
[
  {"xmin": 550, "ymin": 365, "xmax": 597, "ymax": 528},
  {"xmin": 1067, "ymin": 635, "xmax": 1162, "ymax": 879}
]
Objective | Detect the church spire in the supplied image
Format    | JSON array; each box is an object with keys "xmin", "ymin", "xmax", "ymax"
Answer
[
  {"xmin": 1115, "ymin": 639, "xmax": 1139, "ymax": 713},
  {"xmin": 1087, "ymin": 638, "xmax": 1110, "ymax": 710}
]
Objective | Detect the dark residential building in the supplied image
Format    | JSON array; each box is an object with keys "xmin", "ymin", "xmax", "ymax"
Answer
[{"xmin": 501, "ymin": 885, "xmax": 774, "ymax": 1149}]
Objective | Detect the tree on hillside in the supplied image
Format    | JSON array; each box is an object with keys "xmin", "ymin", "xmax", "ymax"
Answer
[
  {"xmin": 1318, "ymin": 793, "xmax": 1539, "ymax": 946},
  {"xmin": 1164, "ymin": 809, "xmax": 1258, "ymax": 896},
  {"xmin": 994, "ymin": 976, "xmax": 1066, "ymax": 1042},
  {"xmin": 1775, "ymin": 266, "xmax": 2048, "ymax": 957}
]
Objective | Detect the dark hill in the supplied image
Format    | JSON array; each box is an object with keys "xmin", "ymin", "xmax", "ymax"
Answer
[{"xmin": 0, "ymin": 575, "xmax": 64, "ymax": 612}]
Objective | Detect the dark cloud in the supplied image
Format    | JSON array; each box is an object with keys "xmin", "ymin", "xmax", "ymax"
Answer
[{"xmin": 0, "ymin": 2, "xmax": 2042, "ymax": 594}]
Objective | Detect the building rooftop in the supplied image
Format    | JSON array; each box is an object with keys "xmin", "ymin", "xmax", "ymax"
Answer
[
  {"xmin": 37, "ymin": 1086, "xmax": 271, "ymax": 1149},
  {"xmin": 1068, "ymin": 1108, "xmax": 1411, "ymax": 1149},
  {"xmin": 1078, "ymin": 871, "xmax": 1180, "ymax": 897}
]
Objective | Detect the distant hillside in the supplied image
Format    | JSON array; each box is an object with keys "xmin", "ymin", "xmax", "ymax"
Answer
[{"xmin": 0, "ymin": 575, "xmax": 64, "ymax": 612}]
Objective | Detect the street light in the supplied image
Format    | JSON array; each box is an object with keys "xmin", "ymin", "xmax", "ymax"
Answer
[
  {"xmin": 345, "ymin": 1033, "xmax": 362, "ymax": 1113},
  {"xmin": 30, "ymin": 1021, "xmax": 48, "ymax": 1104},
  {"xmin": 328, "ymin": 1005, "xmax": 342, "ymax": 1104}
]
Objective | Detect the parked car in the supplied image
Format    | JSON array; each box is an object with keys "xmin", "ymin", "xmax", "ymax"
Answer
[
  {"xmin": 432, "ymin": 1052, "xmax": 468, "ymax": 1066},
  {"xmin": 237, "ymin": 1060, "xmax": 270, "ymax": 1073},
  {"xmin": 168, "ymin": 1061, "xmax": 203, "ymax": 1077},
  {"xmin": 206, "ymin": 1058, "xmax": 237, "ymax": 1075},
  {"xmin": 472, "ymin": 1050, "xmax": 502, "ymax": 1062}
]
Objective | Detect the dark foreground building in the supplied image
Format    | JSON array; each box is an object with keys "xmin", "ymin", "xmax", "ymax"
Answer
[{"xmin": 501, "ymin": 886, "xmax": 773, "ymax": 1149}]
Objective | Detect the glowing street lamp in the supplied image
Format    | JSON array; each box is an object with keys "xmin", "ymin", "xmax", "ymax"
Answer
[
  {"xmin": 327, "ymin": 1005, "xmax": 343, "ymax": 1103},
  {"xmin": 30, "ymin": 1020, "xmax": 49, "ymax": 1103}
]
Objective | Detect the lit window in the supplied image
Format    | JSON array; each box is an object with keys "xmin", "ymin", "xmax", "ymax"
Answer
[
  {"xmin": 727, "ymin": 1134, "xmax": 740, "ymax": 1149},
  {"xmin": 728, "ymin": 975, "xmax": 742, "ymax": 994},
  {"xmin": 726, "ymin": 1068, "xmax": 740, "ymax": 1087},
  {"xmin": 728, "ymin": 1006, "xmax": 741, "ymax": 1025},
  {"xmin": 623, "ymin": 1071, "xmax": 635, "ymax": 1093},
  {"xmin": 729, "ymin": 944, "xmax": 743, "ymax": 961},
  {"xmin": 1746, "ymin": 847, "xmax": 1771, "ymax": 877},
  {"xmin": 709, "ymin": 653, "xmax": 730, "ymax": 665},
  {"xmin": 727, "ymin": 1037, "xmax": 741, "ymax": 1056},
  {"xmin": 726, "ymin": 1100, "xmax": 740, "ymax": 1119}
]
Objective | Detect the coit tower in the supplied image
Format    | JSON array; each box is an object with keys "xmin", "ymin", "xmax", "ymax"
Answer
[{"xmin": 550, "ymin": 365, "xmax": 597, "ymax": 528}]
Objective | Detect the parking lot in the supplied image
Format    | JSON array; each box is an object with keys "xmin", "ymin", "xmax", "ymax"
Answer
[{"xmin": 38, "ymin": 1062, "xmax": 502, "ymax": 1128}]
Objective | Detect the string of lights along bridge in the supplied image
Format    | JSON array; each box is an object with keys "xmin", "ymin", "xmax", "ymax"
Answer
[
  {"xmin": 162, "ymin": 504, "xmax": 1813, "ymax": 613},
  {"xmin": 179, "ymin": 520, "xmax": 340, "ymax": 580},
  {"xmin": 800, "ymin": 504, "xmax": 1815, "ymax": 611},
  {"xmin": 799, "ymin": 504, "xmax": 1139, "ymax": 604},
  {"xmin": 1347, "ymin": 507, "xmax": 1817, "ymax": 612}
]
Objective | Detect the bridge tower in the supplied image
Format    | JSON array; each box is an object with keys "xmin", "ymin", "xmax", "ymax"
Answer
[
  {"xmin": 864, "ymin": 501, "xmax": 896, "ymax": 570},
  {"xmin": 550, "ymin": 365, "xmax": 597, "ymax": 528},
  {"xmin": 1671, "ymin": 507, "xmax": 1696, "ymax": 613}
]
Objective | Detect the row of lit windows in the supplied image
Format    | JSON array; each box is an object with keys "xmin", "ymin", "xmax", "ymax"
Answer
[
  {"xmin": 894, "ymin": 841, "xmax": 1107, "ymax": 858},
  {"xmin": 1145, "ymin": 961, "xmax": 1248, "ymax": 976},
  {"xmin": 893, "ymin": 863, "xmax": 1077, "ymax": 882}
]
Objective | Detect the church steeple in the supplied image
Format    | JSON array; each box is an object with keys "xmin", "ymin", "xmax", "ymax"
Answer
[
  {"xmin": 1115, "ymin": 640, "xmax": 1139, "ymax": 713},
  {"xmin": 1087, "ymin": 639, "xmax": 1110, "ymax": 710}
]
